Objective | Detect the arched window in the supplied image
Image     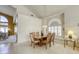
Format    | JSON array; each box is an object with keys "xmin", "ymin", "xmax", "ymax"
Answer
[
  {"xmin": 0, "ymin": 16, "xmax": 8, "ymax": 33},
  {"xmin": 48, "ymin": 18, "xmax": 62, "ymax": 37}
]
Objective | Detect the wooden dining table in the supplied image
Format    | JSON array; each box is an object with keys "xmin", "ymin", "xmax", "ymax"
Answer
[{"xmin": 34, "ymin": 36, "xmax": 47, "ymax": 46}]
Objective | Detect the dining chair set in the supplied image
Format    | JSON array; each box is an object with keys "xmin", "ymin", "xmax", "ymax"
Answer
[{"xmin": 29, "ymin": 32, "xmax": 55, "ymax": 49}]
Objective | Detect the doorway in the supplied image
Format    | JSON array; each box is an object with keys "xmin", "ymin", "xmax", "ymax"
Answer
[{"xmin": 0, "ymin": 12, "xmax": 17, "ymax": 43}]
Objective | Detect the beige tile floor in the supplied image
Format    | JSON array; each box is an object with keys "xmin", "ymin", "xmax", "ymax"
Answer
[{"xmin": 0, "ymin": 41, "xmax": 79, "ymax": 54}]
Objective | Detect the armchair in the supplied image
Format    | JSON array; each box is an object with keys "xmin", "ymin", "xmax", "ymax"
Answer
[
  {"xmin": 30, "ymin": 32, "xmax": 40, "ymax": 48},
  {"xmin": 41, "ymin": 33, "xmax": 52, "ymax": 49}
]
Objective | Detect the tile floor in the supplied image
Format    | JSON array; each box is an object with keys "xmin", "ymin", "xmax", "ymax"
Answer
[{"xmin": 0, "ymin": 41, "xmax": 79, "ymax": 54}]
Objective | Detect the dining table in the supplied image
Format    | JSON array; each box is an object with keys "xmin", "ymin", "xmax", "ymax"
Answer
[{"xmin": 34, "ymin": 36, "xmax": 47, "ymax": 46}]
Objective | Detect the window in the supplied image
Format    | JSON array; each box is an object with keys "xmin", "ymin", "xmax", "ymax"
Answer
[
  {"xmin": 48, "ymin": 26, "xmax": 62, "ymax": 36},
  {"xmin": 0, "ymin": 22, "xmax": 8, "ymax": 26},
  {"xmin": 0, "ymin": 16, "xmax": 8, "ymax": 33},
  {"xmin": 0, "ymin": 27, "xmax": 8, "ymax": 33},
  {"xmin": 0, "ymin": 16, "xmax": 8, "ymax": 22}
]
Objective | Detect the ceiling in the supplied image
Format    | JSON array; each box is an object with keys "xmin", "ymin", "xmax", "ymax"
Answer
[{"xmin": 25, "ymin": 5, "xmax": 72, "ymax": 18}]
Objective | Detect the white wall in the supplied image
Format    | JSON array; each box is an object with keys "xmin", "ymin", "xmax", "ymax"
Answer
[
  {"xmin": 18, "ymin": 14, "xmax": 41, "ymax": 43},
  {"xmin": 42, "ymin": 11, "xmax": 63, "ymax": 26},
  {"xmin": 64, "ymin": 6, "xmax": 79, "ymax": 37},
  {"xmin": 14, "ymin": 6, "xmax": 42, "ymax": 43}
]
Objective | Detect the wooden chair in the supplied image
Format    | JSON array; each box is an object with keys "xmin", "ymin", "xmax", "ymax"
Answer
[
  {"xmin": 30, "ymin": 32, "xmax": 40, "ymax": 48},
  {"xmin": 41, "ymin": 33, "xmax": 52, "ymax": 49},
  {"xmin": 52, "ymin": 33, "xmax": 55, "ymax": 45},
  {"xmin": 35, "ymin": 32, "xmax": 39, "ymax": 37}
]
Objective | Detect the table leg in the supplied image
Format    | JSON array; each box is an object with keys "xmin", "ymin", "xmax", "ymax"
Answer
[
  {"xmin": 64, "ymin": 40, "xmax": 68, "ymax": 47},
  {"xmin": 73, "ymin": 41, "xmax": 76, "ymax": 50},
  {"xmin": 53, "ymin": 40, "xmax": 54, "ymax": 45},
  {"xmin": 64, "ymin": 40, "xmax": 66, "ymax": 47},
  {"xmin": 39, "ymin": 39, "xmax": 42, "ymax": 46}
]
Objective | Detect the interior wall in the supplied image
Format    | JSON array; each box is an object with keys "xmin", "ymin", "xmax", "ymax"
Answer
[
  {"xmin": 64, "ymin": 6, "xmax": 79, "ymax": 37},
  {"xmin": 48, "ymin": 15, "xmax": 63, "ymax": 26},
  {"xmin": 42, "ymin": 12, "xmax": 63, "ymax": 26},
  {"xmin": 18, "ymin": 14, "xmax": 41, "ymax": 43},
  {"xmin": 15, "ymin": 6, "xmax": 42, "ymax": 43}
]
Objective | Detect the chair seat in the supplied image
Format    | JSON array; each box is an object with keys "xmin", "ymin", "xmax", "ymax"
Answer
[{"xmin": 32, "ymin": 40, "xmax": 39, "ymax": 43}]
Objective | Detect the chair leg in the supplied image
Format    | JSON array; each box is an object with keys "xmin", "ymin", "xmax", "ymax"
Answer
[
  {"xmin": 53, "ymin": 40, "xmax": 54, "ymax": 45},
  {"xmin": 64, "ymin": 40, "xmax": 65, "ymax": 47},
  {"xmin": 45, "ymin": 44, "xmax": 47, "ymax": 49},
  {"xmin": 33, "ymin": 43, "xmax": 35, "ymax": 48},
  {"xmin": 49, "ymin": 42, "xmax": 51, "ymax": 47},
  {"xmin": 73, "ymin": 41, "xmax": 76, "ymax": 50}
]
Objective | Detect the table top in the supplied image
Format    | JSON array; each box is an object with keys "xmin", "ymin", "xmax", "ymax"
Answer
[
  {"xmin": 34, "ymin": 36, "xmax": 47, "ymax": 40},
  {"xmin": 64, "ymin": 38, "xmax": 77, "ymax": 41}
]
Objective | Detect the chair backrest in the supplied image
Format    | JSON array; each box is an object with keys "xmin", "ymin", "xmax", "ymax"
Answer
[
  {"xmin": 30, "ymin": 33, "xmax": 35, "ymax": 42},
  {"xmin": 35, "ymin": 32, "xmax": 39, "ymax": 37},
  {"xmin": 52, "ymin": 33, "xmax": 55, "ymax": 40},
  {"xmin": 47, "ymin": 33, "xmax": 51, "ymax": 42},
  {"xmin": 47, "ymin": 32, "xmax": 51, "ymax": 37}
]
